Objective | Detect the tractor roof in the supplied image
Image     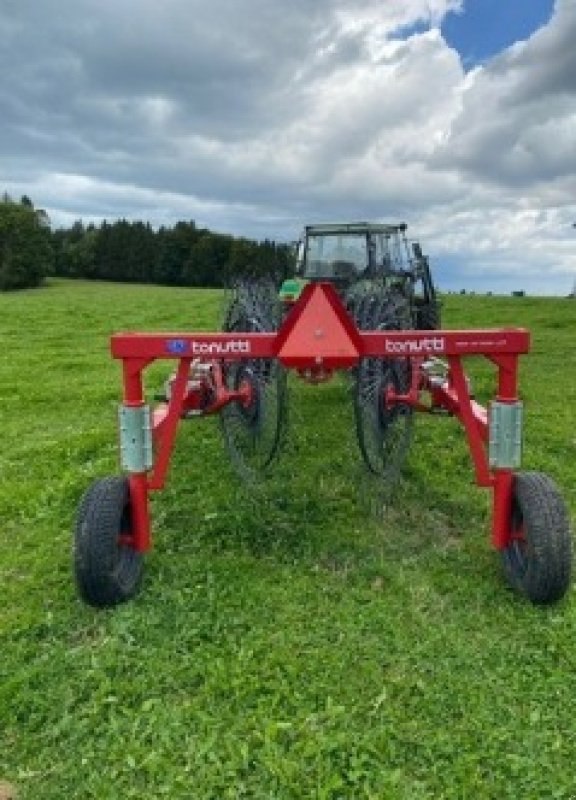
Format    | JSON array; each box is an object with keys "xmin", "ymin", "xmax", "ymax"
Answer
[{"xmin": 303, "ymin": 222, "xmax": 407, "ymax": 236}]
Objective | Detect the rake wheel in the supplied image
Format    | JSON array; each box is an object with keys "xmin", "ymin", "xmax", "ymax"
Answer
[
  {"xmin": 354, "ymin": 287, "xmax": 414, "ymax": 478},
  {"xmin": 415, "ymin": 298, "xmax": 441, "ymax": 330},
  {"xmin": 219, "ymin": 280, "xmax": 287, "ymax": 481}
]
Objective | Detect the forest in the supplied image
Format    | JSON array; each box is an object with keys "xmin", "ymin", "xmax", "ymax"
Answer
[{"xmin": 0, "ymin": 193, "xmax": 293, "ymax": 291}]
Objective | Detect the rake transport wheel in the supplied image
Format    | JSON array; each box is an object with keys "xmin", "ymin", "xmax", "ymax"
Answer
[
  {"xmin": 220, "ymin": 282, "xmax": 288, "ymax": 481},
  {"xmin": 74, "ymin": 476, "xmax": 143, "ymax": 608},
  {"xmin": 354, "ymin": 288, "xmax": 414, "ymax": 478},
  {"xmin": 501, "ymin": 472, "xmax": 572, "ymax": 605}
]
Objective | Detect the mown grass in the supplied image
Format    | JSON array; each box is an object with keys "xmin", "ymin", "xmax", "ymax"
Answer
[{"xmin": 1, "ymin": 279, "xmax": 575, "ymax": 799}]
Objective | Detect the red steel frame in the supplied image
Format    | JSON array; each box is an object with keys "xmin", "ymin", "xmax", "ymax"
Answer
[{"xmin": 111, "ymin": 283, "xmax": 530, "ymax": 555}]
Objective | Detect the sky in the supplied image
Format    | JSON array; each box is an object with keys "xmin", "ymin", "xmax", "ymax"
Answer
[{"xmin": 1, "ymin": 0, "xmax": 575, "ymax": 295}]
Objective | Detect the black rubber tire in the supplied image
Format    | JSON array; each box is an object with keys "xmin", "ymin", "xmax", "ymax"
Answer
[
  {"xmin": 415, "ymin": 299, "xmax": 441, "ymax": 330},
  {"xmin": 74, "ymin": 476, "xmax": 143, "ymax": 608},
  {"xmin": 501, "ymin": 472, "xmax": 572, "ymax": 605}
]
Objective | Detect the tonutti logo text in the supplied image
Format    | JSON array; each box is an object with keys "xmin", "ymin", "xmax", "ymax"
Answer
[
  {"xmin": 191, "ymin": 339, "xmax": 252, "ymax": 355},
  {"xmin": 385, "ymin": 337, "xmax": 445, "ymax": 354}
]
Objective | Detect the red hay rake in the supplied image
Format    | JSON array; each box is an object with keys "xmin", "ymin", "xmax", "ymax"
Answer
[{"xmin": 74, "ymin": 282, "xmax": 572, "ymax": 607}]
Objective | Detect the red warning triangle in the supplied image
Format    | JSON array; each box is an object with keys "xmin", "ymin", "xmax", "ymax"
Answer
[{"xmin": 277, "ymin": 283, "xmax": 360, "ymax": 368}]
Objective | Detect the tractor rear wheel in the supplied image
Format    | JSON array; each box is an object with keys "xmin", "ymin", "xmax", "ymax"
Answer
[
  {"xmin": 74, "ymin": 476, "xmax": 143, "ymax": 608},
  {"xmin": 501, "ymin": 471, "xmax": 572, "ymax": 605}
]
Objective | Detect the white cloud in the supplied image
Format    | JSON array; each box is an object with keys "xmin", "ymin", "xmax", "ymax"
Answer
[{"xmin": 0, "ymin": 0, "xmax": 575, "ymax": 293}]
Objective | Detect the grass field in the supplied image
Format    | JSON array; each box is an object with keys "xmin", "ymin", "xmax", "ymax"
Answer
[{"xmin": 1, "ymin": 279, "xmax": 575, "ymax": 799}]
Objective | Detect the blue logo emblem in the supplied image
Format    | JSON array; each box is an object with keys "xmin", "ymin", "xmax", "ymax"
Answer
[{"xmin": 166, "ymin": 338, "xmax": 187, "ymax": 354}]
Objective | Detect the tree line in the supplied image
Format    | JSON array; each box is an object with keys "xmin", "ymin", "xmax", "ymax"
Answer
[{"xmin": 0, "ymin": 193, "xmax": 294, "ymax": 291}]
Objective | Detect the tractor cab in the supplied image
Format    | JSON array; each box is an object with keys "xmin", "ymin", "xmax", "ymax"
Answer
[
  {"xmin": 279, "ymin": 221, "xmax": 441, "ymax": 329},
  {"xmin": 294, "ymin": 222, "xmax": 417, "ymax": 285}
]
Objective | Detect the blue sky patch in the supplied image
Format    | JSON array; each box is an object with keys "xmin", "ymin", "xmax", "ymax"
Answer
[{"xmin": 442, "ymin": 0, "xmax": 555, "ymax": 67}]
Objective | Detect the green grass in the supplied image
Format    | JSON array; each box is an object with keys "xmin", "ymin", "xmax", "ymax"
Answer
[{"xmin": 1, "ymin": 279, "xmax": 575, "ymax": 799}]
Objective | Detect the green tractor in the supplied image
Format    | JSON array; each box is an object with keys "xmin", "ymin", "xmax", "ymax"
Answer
[{"xmin": 279, "ymin": 221, "xmax": 440, "ymax": 331}]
